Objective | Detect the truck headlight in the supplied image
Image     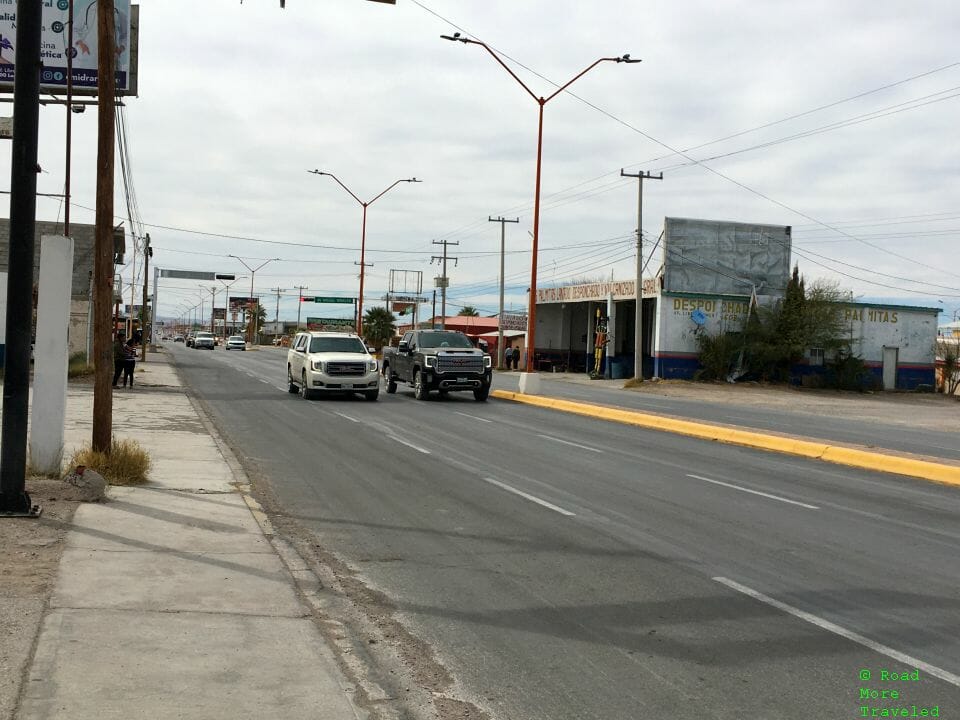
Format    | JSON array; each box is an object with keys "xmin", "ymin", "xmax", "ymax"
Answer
[
  {"xmin": 483, "ymin": 355, "xmax": 492, "ymax": 368},
  {"xmin": 425, "ymin": 356, "xmax": 437, "ymax": 368},
  {"xmin": 311, "ymin": 360, "xmax": 324, "ymax": 372},
  {"xmin": 368, "ymin": 359, "xmax": 378, "ymax": 372}
]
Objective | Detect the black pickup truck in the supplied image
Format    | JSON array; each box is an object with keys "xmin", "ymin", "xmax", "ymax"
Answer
[{"xmin": 382, "ymin": 330, "xmax": 492, "ymax": 401}]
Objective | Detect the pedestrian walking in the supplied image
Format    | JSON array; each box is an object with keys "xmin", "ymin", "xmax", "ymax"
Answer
[
  {"xmin": 512, "ymin": 346, "xmax": 520, "ymax": 370},
  {"xmin": 122, "ymin": 338, "xmax": 137, "ymax": 388},
  {"xmin": 504, "ymin": 346, "xmax": 514, "ymax": 370},
  {"xmin": 112, "ymin": 331, "xmax": 126, "ymax": 387}
]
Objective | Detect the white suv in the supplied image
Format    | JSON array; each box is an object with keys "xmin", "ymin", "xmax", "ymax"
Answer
[{"xmin": 287, "ymin": 331, "xmax": 380, "ymax": 401}]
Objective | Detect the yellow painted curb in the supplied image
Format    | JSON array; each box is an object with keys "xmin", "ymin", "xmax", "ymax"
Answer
[{"xmin": 490, "ymin": 390, "xmax": 960, "ymax": 487}]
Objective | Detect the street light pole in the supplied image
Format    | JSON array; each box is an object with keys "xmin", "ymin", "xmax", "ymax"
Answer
[
  {"xmin": 308, "ymin": 170, "xmax": 421, "ymax": 336},
  {"xmin": 442, "ymin": 32, "xmax": 639, "ymax": 376},
  {"xmin": 229, "ymin": 256, "xmax": 279, "ymax": 344},
  {"xmin": 490, "ymin": 216, "xmax": 519, "ymax": 369}
]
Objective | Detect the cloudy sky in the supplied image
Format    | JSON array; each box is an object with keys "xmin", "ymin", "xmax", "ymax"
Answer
[{"xmin": 7, "ymin": 0, "xmax": 960, "ymax": 326}]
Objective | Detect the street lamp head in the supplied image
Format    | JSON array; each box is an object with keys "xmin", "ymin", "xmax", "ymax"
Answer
[
  {"xmin": 407, "ymin": 177, "xmax": 422, "ymax": 183},
  {"xmin": 440, "ymin": 32, "xmax": 464, "ymax": 42},
  {"xmin": 617, "ymin": 54, "xmax": 642, "ymax": 64}
]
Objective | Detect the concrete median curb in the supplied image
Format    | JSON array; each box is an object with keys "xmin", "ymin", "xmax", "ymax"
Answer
[{"xmin": 491, "ymin": 389, "xmax": 960, "ymax": 487}]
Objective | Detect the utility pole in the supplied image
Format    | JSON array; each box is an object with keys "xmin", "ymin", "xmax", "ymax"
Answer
[
  {"xmin": 0, "ymin": 0, "xmax": 43, "ymax": 516},
  {"xmin": 431, "ymin": 290, "xmax": 437, "ymax": 329},
  {"xmin": 92, "ymin": 0, "xmax": 117, "ymax": 455},
  {"xmin": 489, "ymin": 216, "xmax": 518, "ymax": 369},
  {"xmin": 271, "ymin": 287, "xmax": 286, "ymax": 337},
  {"xmin": 431, "ymin": 239, "xmax": 459, "ymax": 330},
  {"xmin": 209, "ymin": 286, "xmax": 217, "ymax": 335},
  {"xmin": 620, "ymin": 169, "xmax": 662, "ymax": 382},
  {"xmin": 141, "ymin": 234, "xmax": 151, "ymax": 361},
  {"xmin": 293, "ymin": 285, "xmax": 309, "ymax": 330}
]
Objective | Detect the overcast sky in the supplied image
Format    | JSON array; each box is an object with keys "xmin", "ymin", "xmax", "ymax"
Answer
[{"xmin": 6, "ymin": 0, "xmax": 960, "ymax": 325}]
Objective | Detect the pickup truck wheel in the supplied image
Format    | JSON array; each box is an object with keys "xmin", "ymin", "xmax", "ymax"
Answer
[
  {"xmin": 364, "ymin": 389, "xmax": 379, "ymax": 402},
  {"xmin": 473, "ymin": 386, "xmax": 490, "ymax": 402},
  {"xmin": 287, "ymin": 367, "xmax": 298, "ymax": 394},
  {"xmin": 383, "ymin": 364, "xmax": 397, "ymax": 394},
  {"xmin": 300, "ymin": 370, "xmax": 313, "ymax": 400},
  {"xmin": 413, "ymin": 370, "xmax": 429, "ymax": 401}
]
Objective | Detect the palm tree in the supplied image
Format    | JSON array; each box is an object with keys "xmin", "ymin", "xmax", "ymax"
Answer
[
  {"xmin": 363, "ymin": 306, "xmax": 395, "ymax": 349},
  {"xmin": 245, "ymin": 302, "xmax": 267, "ymax": 344},
  {"xmin": 458, "ymin": 306, "xmax": 479, "ymax": 317}
]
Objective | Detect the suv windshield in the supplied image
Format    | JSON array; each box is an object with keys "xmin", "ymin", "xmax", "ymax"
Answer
[
  {"xmin": 417, "ymin": 332, "xmax": 474, "ymax": 349},
  {"xmin": 195, "ymin": 332, "xmax": 213, "ymax": 338},
  {"xmin": 309, "ymin": 336, "xmax": 366, "ymax": 354}
]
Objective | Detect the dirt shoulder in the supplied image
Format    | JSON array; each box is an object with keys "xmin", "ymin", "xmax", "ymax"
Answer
[{"xmin": 0, "ymin": 478, "xmax": 94, "ymax": 720}]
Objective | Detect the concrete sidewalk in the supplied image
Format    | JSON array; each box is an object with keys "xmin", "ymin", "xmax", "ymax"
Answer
[{"xmin": 17, "ymin": 353, "xmax": 364, "ymax": 720}]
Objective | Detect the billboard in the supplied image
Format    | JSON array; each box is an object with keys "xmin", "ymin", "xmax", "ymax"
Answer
[
  {"xmin": 306, "ymin": 317, "xmax": 354, "ymax": 331},
  {"xmin": 0, "ymin": 1, "xmax": 139, "ymax": 96},
  {"xmin": 229, "ymin": 296, "xmax": 258, "ymax": 312}
]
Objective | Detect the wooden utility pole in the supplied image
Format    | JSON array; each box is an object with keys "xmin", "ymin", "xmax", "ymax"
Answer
[
  {"xmin": 141, "ymin": 234, "xmax": 151, "ymax": 361},
  {"xmin": 620, "ymin": 169, "xmax": 662, "ymax": 382},
  {"xmin": 92, "ymin": 0, "xmax": 117, "ymax": 453}
]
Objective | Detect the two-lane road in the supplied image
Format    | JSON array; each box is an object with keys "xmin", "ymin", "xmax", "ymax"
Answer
[{"xmin": 167, "ymin": 343, "xmax": 960, "ymax": 719}]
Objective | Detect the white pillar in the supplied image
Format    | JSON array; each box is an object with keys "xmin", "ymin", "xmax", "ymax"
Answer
[{"xmin": 30, "ymin": 235, "xmax": 74, "ymax": 476}]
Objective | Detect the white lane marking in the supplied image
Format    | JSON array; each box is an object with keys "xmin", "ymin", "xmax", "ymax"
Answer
[
  {"xmin": 275, "ymin": 386, "xmax": 287, "ymax": 392},
  {"xmin": 454, "ymin": 411, "xmax": 492, "ymax": 424},
  {"xmin": 687, "ymin": 474, "xmax": 819, "ymax": 510},
  {"xmin": 388, "ymin": 435, "xmax": 431, "ymax": 455},
  {"xmin": 332, "ymin": 411, "xmax": 359, "ymax": 423},
  {"xmin": 537, "ymin": 434, "xmax": 602, "ymax": 454},
  {"xmin": 483, "ymin": 477, "xmax": 576, "ymax": 517},
  {"xmin": 713, "ymin": 576, "xmax": 960, "ymax": 688}
]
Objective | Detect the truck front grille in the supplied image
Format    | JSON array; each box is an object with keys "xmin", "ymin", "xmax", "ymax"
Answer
[
  {"xmin": 436, "ymin": 354, "xmax": 484, "ymax": 374},
  {"xmin": 326, "ymin": 362, "xmax": 368, "ymax": 377}
]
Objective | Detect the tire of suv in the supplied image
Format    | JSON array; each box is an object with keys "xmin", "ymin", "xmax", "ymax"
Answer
[
  {"xmin": 364, "ymin": 388, "xmax": 379, "ymax": 402},
  {"xmin": 473, "ymin": 386, "xmax": 489, "ymax": 402},
  {"xmin": 300, "ymin": 370, "xmax": 313, "ymax": 400},
  {"xmin": 413, "ymin": 369, "xmax": 429, "ymax": 401},
  {"xmin": 383, "ymin": 364, "xmax": 397, "ymax": 394},
  {"xmin": 287, "ymin": 367, "xmax": 298, "ymax": 394}
]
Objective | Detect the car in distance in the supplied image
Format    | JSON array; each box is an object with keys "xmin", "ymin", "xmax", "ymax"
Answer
[
  {"xmin": 173, "ymin": 335, "xmax": 185, "ymax": 343},
  {"xmin": 286, "ymin": 331, "xmax": 379, "ymax": 401},
  {"xmin": 193, "ymin": 331, "xmax": 215, "ymax": 350},
  {"xmin": 225, "ymin": 335, "xmax": 246, "ymax": 351}
]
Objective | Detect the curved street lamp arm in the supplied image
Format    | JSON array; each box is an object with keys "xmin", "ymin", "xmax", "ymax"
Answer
[
  {"xmin": 543, "ymin": 57, "xmax": 623, "ymax": 103},
  {"xmin": 368, "ymin": 177, "xmax": 421, "ymax": 206},
  {"xmin": 444, "ymin": 35, "xmax": 539, "ymax": 103},
  {"xmin": 309, "ymin": 169, "xmax": 364, "ymax": 206}
]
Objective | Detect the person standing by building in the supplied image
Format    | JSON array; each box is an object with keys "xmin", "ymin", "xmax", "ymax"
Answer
[{"xmin": 112, "ymin": 331, "xmax": 127, "ymax": 387}]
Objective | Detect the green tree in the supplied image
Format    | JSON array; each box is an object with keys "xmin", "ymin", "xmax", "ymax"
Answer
[
  {"xmin": 363, "ymin": 306, "xmax": 395, "ymax": 349},
  {"xmin": 458, "ymin": 306, "xmax": 480, "ymax": 317}
]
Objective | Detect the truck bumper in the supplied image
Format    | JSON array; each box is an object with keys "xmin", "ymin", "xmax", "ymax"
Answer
[{"xmin": 424, "ymin": 370, "xmax": 492, "ymax": 392}]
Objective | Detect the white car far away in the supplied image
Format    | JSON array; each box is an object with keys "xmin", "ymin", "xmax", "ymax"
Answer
[{"xmin": 225, "ymin": 335, "xmax": 246, "ymax": 351}]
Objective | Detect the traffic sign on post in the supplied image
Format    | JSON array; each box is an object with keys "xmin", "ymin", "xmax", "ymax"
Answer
[{"xmin": 300, "ymin": 296, "xmax": 354, "ymax": 304}]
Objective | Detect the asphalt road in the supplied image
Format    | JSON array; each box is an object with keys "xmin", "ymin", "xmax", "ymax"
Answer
[{"xmin": 169, "ymin": 343, "xmax": 960, "ymax": 720}]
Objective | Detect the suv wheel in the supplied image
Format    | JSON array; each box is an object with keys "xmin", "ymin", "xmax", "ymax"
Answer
[
  {"xmin": 300, "ymin": 370, "xmax": 313, "ymax": 400},
  {"xmin": 364, "ymin": 388, "xmax": 379, "ymax": 402},
  {"xmin": 383, "ymin": 364, "xmax": 397, "ymax": 394},
  {"xmin": 287, "ymin": 367, "xmax": 298, "ymax": 394},
  {"xmin": 413, "ymin": 369, "xmax": 429, "ymax": 401}
]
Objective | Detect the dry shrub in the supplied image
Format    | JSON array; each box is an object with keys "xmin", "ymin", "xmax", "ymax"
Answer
[{"xmin": 68, "ymin": 438, "xmax": 151, "ymax": 486}]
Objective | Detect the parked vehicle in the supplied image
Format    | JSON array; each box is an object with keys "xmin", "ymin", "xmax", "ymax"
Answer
[
  {"xmin": 286, "ymin": 331, "xmax": 380, "ymax": 401},
  {"xmin": 193, "ymin": 331, "xmax": 215, "ymax": 350},
  {"xmin": 381, "ymin": 330, "xmax": 492, "ymax": 401},
  {"xmin": 185, "ymin": 334, "xmax": 195, "ymax": 347},
  {"xmin": 225, "ymin": 335, "xmax": 246, "ymax": 351},
  {"xmin": 173, "ymin": 335, "xmax": 185, "ymax": 343},
  {"xmin": 272, "ymin": 335, "xmax": 290, "ymax": 347}
]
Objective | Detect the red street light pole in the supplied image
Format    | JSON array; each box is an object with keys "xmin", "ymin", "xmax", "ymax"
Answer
[
  {"xmin": 442, "ymin": 32, "xmax": 639, "ymax": 373},
  {"xmin": 309, "ymin": 170, "xmax": 420, "ymax": 336}
]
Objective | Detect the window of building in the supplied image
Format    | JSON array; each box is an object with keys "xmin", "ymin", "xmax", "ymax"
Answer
[{"xmin": 809, "ymin": 347, "xmax": 825, "ymax": 366}]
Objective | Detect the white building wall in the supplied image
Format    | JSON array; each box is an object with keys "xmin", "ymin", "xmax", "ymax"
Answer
[{"xmin": 843, "ymin": 306, "xmax": 938, "ymax": 364}]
